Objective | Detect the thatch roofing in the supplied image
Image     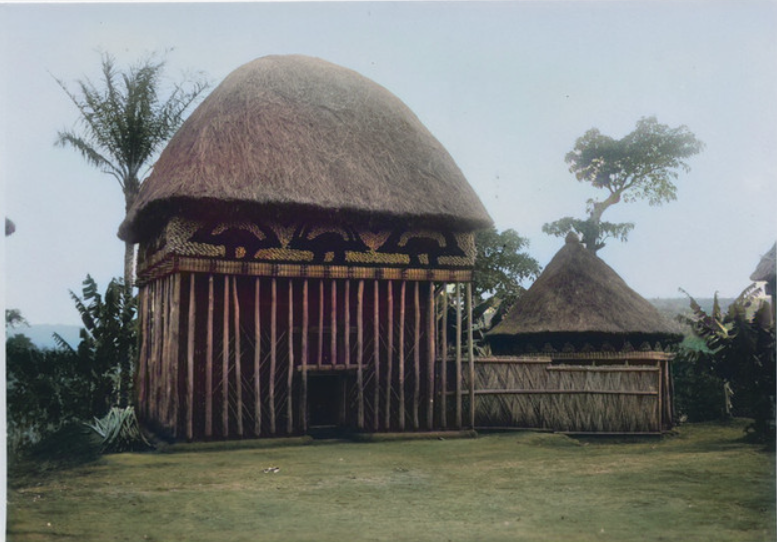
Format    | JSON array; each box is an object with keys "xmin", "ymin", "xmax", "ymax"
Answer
[
  {"xmin": 119, "ymin": 55, "xmax": 491, "ymax": 243},
  {"xmin": 488, "ymin": 233, "xmax": 677, "ymax": 339},
  {"xmin": 750, "ymin": 243, "xmax": 776, "ymax": 283}
]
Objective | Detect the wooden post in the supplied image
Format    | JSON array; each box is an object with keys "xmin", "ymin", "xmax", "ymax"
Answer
[
  {"xmin": 287, "ymin": 280, "xmax": 294, "ymax": 434},
  {"xmin": 170, "ymin": 275, "xmax": 181, "ymax": 436},
  {"xmin": 137, "ymin": 286, "xmax": 149, "ymax": 418},
  {"xmin": 187, "ymin": 274, "xmax": 196, "ymax": 441},
  {"xmin": 156, "ymin": 278, "xmax": 166, "ymax": 424},
  {"xmin": 317, "ymin": 281, "xmax": 324, "ymax": 369},
  {"xmin": 270, "ymin": 278, "xmax": 277, "ymax": 435},
  {"xmin": 233, "ymin": 277, "xmax": 243, "ymax": 437},
  {"xmin": 373, "ymin": 279, "xmax": 380, "ymax": 431},
  {"xmin": 455, "ymin": 283, "xmax": 462, "ymax": 429},
  {"xmin": 331, "ymin": 280, "xmax": 337, "ymax": 365},
  {"xmin": 467, "ymin": 283, "xmax": 475, "ymax": 429},
  {"xmin": 427, "ymin": 282, "xmax": 435, "ymax": 430},
  {"xmin": 223, "ymin": 275, "xmax": 230, "ymax": 438},
  {"xmin": 152, "ymin": 279, "xmax": 162, "ymax": 424},
  {"xmin": 301, "ymin": 279, "xmax": 309, "ymax": 432},
  {"xmin": 385, "ymin": 280, "xmax": 393, "ymax": 429},
  {"xmin": 440, "ymin": 285, "xmax": 448, "ymax": 429},
  {"xmin": 357, "ymin": 279, "xmax": 365, "ymax": 429},
  {"xmin": 413, "ymin": 281, "xmax": 420, "ymax": 430},
  {"xmin": 254, "ymin": 278, "xmax": 262, "ymax": 436},
  {"xmin": 399, "ymin": 281, "xmax": 406, "ymax": 430},
  {"xmin": 206, "ymin": 275, "xmax": 214, "ymax": 438},
  {"xmin": 344, "ymin": 280, "xmax": 351, "ymax": 368}
]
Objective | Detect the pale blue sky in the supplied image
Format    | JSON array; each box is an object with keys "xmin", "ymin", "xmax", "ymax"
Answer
[{"xmin": 2, "ymin": 1, "xmax": 776, "ymax": 326}]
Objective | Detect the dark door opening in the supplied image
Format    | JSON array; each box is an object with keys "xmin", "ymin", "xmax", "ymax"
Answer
[{"xmin": 307, "ymin": 373, "xmax": 348, "ymax": 436}]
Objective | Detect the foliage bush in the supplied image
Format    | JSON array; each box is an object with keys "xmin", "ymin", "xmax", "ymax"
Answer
[
  {"xmin": 677, "ymin": 286, "xmax": 775, "ymax": 443},
  {"xmin": 6, "ymin": 276, "xmax": 138, "ymax": 452}
]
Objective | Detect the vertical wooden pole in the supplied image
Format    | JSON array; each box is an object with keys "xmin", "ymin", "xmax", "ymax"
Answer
[
  {"xmin": 467, "ymin": 283, "xmax": 475, "ymax": 430},
  {"xmin": 385, "ymin": 281, "xmax": 393, "ymax": 429},
  {"xmin": 153, "ymin": 278, "xmax": 163, "ymax": 424},
  {"xmin": 413, "ymin": 281, "xmax": 421, "ymax": 430},
  {"xmin": 455, "ymin": 283, "xmax": 463, "ymax": 429},
  {"xmin": 427, "ymin": 283, "xmax": 435, "ymax": 430},
  {"xmin": 373, "ymin": 280, "xmax": 380, "ymax": 431},
  {"xmin": 153, "ymin": 280, "xmax": 161, "ymax": 424},
  {"xmin": 301, "ymin": 279, "xmax": 309, "ymax": 432},
  {"xmin": 287, "ymin": 280, "xmax": 295, "ymax": 434},
  {"xmin": 254, "ymin": 278, "xmax": 262, "ymax": 436},
  {"xmin": 137, "ymin": 286, "xmax": 148, "ymax": 419},
  {"xmin": 398, "ymin": 281, "xmax": 406, "ymax": 430},
  {"xmin": 233, "ymin": 277, "xmax": 243, "ymax": 437},
  {"xmin": 357, "ymin": 279, "xmax": 365, "ymax": 429},
  {"xmin": 440, "ymin": 285, "xmax": 448, "ymax": 430},
  {"xmin": 270, "ymin": 278, "xmax": 277, "ymax": 435},
  {"xmin": 206, "ymin": 275, "xmax": 214, "ymax": 438},
  {"xmin": 223, "ymin": 275, "xmax": 230, "ymax": 438},
  {"xmin": 317, "ymin": 281, "xmax": 324, "ymax": 369},
  {"xmin": 331, "ymin": 280, "xmax": 337, "ymax": 365},
  {"xmin": 344, "ymin": 280, "xmax": 351, "ymax": 368},
  {"xmin": 170, "ymin": 274, "xmax": 181, "ymax": 437},
  {"xmin": 187, "ymin": 274, "xmax": 196, "ymax": 441},
  {"xmin": 657, "ymin": 361, "xmax": 663, "ymax": 433},
  {"xmin": 157, "ymin": 277, "xmax": 167, "ymax": 425}
]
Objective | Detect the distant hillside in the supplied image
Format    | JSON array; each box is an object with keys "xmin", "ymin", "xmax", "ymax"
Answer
[{"xmin": 8, "ymin": 324, "xmax": 82, "ymax": 350}]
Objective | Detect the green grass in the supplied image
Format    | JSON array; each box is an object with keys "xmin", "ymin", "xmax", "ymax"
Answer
[{"xmin": 7, "ymin": 420, "xmax": 775, "ymax": 542}]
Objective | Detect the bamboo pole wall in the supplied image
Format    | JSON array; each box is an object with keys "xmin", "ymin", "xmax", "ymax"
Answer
[{"xmin": 136, "ymin": 273, "xmax": 478, "ymax": 440}]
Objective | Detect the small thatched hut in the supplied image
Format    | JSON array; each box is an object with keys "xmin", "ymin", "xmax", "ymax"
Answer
[
  {"xmin": 750, "ymin": 242, "xmax": 776, "ymax": 307},
  {"xmin": 119, "ymin": 55, "xmax": 492, "ymax": 441},
  {"xmin": 482, "ymin": 233, "xmax": 680, "ymax": 433}
]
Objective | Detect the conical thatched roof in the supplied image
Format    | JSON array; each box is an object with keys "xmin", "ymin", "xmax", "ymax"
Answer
[
  {"xmin": 750, "ymin": 243, "xmax": 776, "ymax": 283},
  {"xmin": 119, "ymin": 55, "xmax": 491, "ymax": 243},
  {"xmin": 488, "ymin": 234, "xmax": 677, "ymax": 343}
]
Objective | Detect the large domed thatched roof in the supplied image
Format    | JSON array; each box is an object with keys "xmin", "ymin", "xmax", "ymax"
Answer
[
  {"xmin": 119, "ymin": 55, "xmax": 491, "ymax": 243},
  {"xmin": 488, "ymin": 234, "xmax": 678, "ymax": 347}
]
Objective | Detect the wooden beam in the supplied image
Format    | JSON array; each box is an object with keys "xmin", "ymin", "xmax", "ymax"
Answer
[
  {"xmin": 467, "ymin": 283, "xmax": 475, "ymax": 430},
  {"xmin": 170, "ymin": 274, "xmax": 181, "ymax": 437},
  {"xmin": 413, "ymin": 281, "xmax": 420, "ymax": 430},
  {"xmin": 301, "ymin": 279, "xmax": 309, "ymax": 432},
  {"xmin": 440, "ymin": 285, "xmax": 448, "ymax": 429},
  {"xmin": 206, "ymin": 275, "xmax": 214, "ymax": 438},
  {"xmin": 137, "ymin": 286, "xmax": 148, "ymax": 419},
  {"xmin": 287, "ymin": 279, "xmax": 294, "ymax": 434},
  {"xmin": 317, "ymin": 281, "xmax": 324, "ymax": 369},
  {"xmin": 373, "ymin": 279, "xmax": 380, "ymax": 431},
  {"xmin": 233, "ymin": 277, "xmax": 243, "ymax": 437},
  {"xmin": 357, "ymin": 279, "xmax": 365, "ymax": 429},
  {"xmin": 223, "ymin": 275, "xmax": 230, "ymax": 438},
  {"xmin": 455, "ymin": 283, "xmax": 462, "ymax": 429},
  {"xmin": 344, "ymin": 280, "xmax": 351, "ymax": 368},
  {"xmin": 254, "ymin": 278, "xmax": 262, "ymax": 437},
  {"xmin": 427, "ymin": 282, "xmax": 435, "ymax": 430},
  {"xmin": 187, "ymin": 274, "xmax": 196, "ymax": 441},
  {"xmin": 331, "ymin": 280, "xmax": 337, "ymax": 366},
  {"xmin": 399, "ymin": 280, "xmax": 406, "ymax": 431},
  {"xmin": 270, "ymin": 278, "xmax": 277, "ymax": 435},
  {"xmin": 385, "ymin": 280, "xmax": 393, "ymax": 429}
]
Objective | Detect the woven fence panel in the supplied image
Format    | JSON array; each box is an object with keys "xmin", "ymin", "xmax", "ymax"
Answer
[{"xmin": 469, "ymin": 359, "xmax": 662, "ymax": 433}]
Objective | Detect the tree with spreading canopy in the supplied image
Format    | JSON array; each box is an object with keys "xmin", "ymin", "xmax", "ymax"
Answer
[
  {"xmin": 55, "ymin": 53, "xmax": 208, "ymax": 285},
  {"xmin": 543, "ymin": 116, "xmax": 704, "ymax": 253}
]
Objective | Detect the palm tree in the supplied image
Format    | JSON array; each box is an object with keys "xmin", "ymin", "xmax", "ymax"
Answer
[{"xmin": 56, "ymin": 53, "xmax": 208, "ymax": 286}]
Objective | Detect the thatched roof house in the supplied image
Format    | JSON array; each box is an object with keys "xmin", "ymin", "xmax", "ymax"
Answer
[
  {"xmin": 124, "ymin": 55, "xmax": 490, "ymax": 441},
  {"xmin": 120, "ymin": 54, "xmax": 490, "ymax": 244},
  {"xmin": 488, "ymin": 233, "xmax": 680, "ymax": 354},
  {"xmin": 750, "ymin": 242, "xmax": 776, "ymax": 303}
]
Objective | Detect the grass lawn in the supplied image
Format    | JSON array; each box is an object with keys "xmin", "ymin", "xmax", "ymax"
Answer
[{"xmin": 7, "ymin": 420, "xmax": 775, "ymax": 542}]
